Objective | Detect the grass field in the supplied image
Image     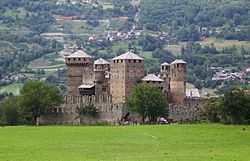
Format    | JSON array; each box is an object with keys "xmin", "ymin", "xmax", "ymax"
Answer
[
  {"xmin": 166, "ymin": 38, "xmax": 250, "ymax": 55},
  {"xmin": 0, "ymin": 83, "xmax": 23, "ymax": 95},
  {"xmin": 0, "ymin": 125, "xmax": 249, "ymax": 161}
]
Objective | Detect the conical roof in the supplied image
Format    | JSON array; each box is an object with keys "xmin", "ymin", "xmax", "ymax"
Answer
[
  {"xmin": 161, "ymin": 62, "xmax": 170, "ymax": 66},
  {"xmin": 112, "ymin": 51, "xmax": 144, "ymax": 60},
  {"xmin": 171, "ymin": 59, "xmax": 186, "ymax": 64},
  {"xmin": 67, "ymin": 50, "xmax": 92, "ymax": 58},
  {"xmin": 94, "ymin": 58, "xmax": 110, "ymax": 65},
  {"xmin": 141, "ymin": 74, "xmax": 164, "ymax": 82}
]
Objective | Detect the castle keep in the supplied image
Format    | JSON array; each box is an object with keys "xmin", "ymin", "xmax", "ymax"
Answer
[{"xmin": 42, "ymin": 50, "xmax": 207, "ymax": 125}]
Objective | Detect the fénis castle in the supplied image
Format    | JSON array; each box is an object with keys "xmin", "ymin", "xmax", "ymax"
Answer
[{"xmin": 42, "ymin": 50, "xmax": 207, "ymax": 125}]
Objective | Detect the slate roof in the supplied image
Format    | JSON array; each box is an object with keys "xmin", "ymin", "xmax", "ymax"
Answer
[
  {"xmin": 112, "ymin": 51, "xmax": 144, "ymax": 60},
  {"xmin": 141, "ymin": 74, "xmax": 164, "ymax": 82},
  {"xmin": 186, "ymin": 88, "xmax": 200, "ymax": 98},
  {"xmin": 94, "ymin": 58, "xmax": 110, "ymax": 65},
  {"xmin": 78, "ymin": 84, "xmax": 95, "ymax": 89},
  {"xmin": 67, "ymin": 50, "xmax": 92, "ymax": 58},
  {"xmin": 161, "ymin": 62, "xmax": 170, "ymax": 66},
  {"xmin": 171, "ymin": 59, "xmax": 187, "ymax": 64}
]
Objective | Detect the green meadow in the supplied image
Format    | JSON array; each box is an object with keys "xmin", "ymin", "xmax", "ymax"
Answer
[{"xmin": 0, "ymin": 125, "xmax": 249, "ymax": 161}]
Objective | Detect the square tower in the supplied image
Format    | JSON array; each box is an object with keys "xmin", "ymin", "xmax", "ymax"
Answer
[
  {"xmin": 110, "ymin": 52, "xmax": 145, "ymax": 103},
  {"xmin": 65, "ymin": 50, "xmax": 94, "ymax": 103}
]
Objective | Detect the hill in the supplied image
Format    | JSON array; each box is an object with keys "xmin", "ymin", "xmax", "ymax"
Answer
[{"xmin": 139, "ymin": 0, "xmax": 250, "ymax": 41}]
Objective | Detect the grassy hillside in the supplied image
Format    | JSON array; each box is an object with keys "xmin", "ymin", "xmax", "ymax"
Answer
[{"xmin": 0, "ymin": 125, "xmax": 249, "ymax": 161}]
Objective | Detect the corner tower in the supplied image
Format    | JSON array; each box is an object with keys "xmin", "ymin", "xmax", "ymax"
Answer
[
  {"xmin": 170, "ymin": 59, "xmax": 187, "ymax": 105},
  {"xmin": 110, "ymin": 51, "xmax": 145, "ymax": 103},
  {"xmin": 65, "ymin": 50, "xmax": 94, "ymax": 102}
]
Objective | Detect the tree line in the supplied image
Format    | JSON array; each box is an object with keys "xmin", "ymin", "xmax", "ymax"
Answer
[
  {"xmin": 0, "ymin": 81, "xmax": 63, "ymax": 126},
  {"xmin": 200, "ymin": 88, "xmax": 250, "ymax": 124}
]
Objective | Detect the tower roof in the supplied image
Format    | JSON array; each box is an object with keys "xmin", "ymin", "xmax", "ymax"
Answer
[
  {"xmin": 112, "ymin": 51, "xmax": 144, "ymax": 60},
  {"xmin": 67, "ymin": 50, "xmax": 92, "ymax": 58},
  {"xmin": 141, "ymin": 74, "xmax": 164, "ymax": 82},
  {"xmin": 171, "ymin": 59, "xmax": 186, "ymax": 64},
  {"xmin": 94, "ymin": 58, "xmax": 110, "ymax": 65},
  {"xmin": 161, "ymin": 62, "xmax": 170, "ymax": 66}
]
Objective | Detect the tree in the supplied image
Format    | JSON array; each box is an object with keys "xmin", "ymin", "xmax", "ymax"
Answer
[
  {"xmin": 220, "ymin": 88, "xmax": 250, "ymax": 124},
  {"xmin": 18, "ymin": 80, "xmax": 63, "ymax": 125},
  {"xmin": 76, "ymin": 104, "xmax": 98, "ymax": 125},
  {"xmin": 0, "ymin": 97, "xmax": 19, "ymax": 126},
  {"xmin": 126, "ymin": 83, "xmax": 168, "ymax": 123},
  {"xmin": 199, "ymin": 99, "xmax": 221, "ymax": 123}
]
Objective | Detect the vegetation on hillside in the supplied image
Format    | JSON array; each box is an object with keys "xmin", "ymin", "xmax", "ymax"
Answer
[{"xmin": 139, "ymin": 0, "xmax": 250, "ymax": 41}]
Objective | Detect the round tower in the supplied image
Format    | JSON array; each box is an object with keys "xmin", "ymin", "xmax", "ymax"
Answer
[
  {"xmin": 161, "ymin": 62, "xmax": 171, "ymax": 79},
  {"xmin": 94, "ymin": 58, "xmax": 110, "ymax": 83},
  {"xmin": 94, "ymin": 58, "xmax": 110, "ymax": 98},
  {"xmin": 65, "ymin": 50, "xmax": 94, "ymax": 102},
  {"xmin": 170, "ymin": 59, "xmax": 187, "ymax": 105},
  {"xmin": 160, "ymin": 62, "xmax": 171, "ymax": 99}
]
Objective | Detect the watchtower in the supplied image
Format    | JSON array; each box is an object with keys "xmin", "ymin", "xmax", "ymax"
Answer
[
  {"xmin": 65, "ymin": 50, "xmax": 94, "ymax": 102},
  {"xmin": 160, "ymin": 62, "xmax": 171, "ymax": 99},
  {"xmin": 170, "ymin": 59, "xmax": 187, "ymax": 105},
  {"xmin": 110, "ymin": 51, "xmax": 145, "ymax": 103},
  {"xmin": 94, "ymin": 58, "xmax": 110, "ymax": 98}
]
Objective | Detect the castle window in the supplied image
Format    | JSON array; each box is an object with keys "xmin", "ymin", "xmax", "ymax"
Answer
[
  {"xmin": 121, "ymin": 60, "xmax": 123, "ymax": 63},
  {"xmin": 139, "ymin": 60, "xmax": 142, "ymax": 63},
  {"xmin": 162, "ymin": 66, "xmax": 164, "ymax": 70},
  {"xmin": 134, "ymin": 60, "xmax": 136, "ymax": 63},
  {"xmin": 129, "ymin": 60, "xmax": 131, "ymax": 63},
  {"xmin": 102, "ymin": 86, "xmax": 107, "ymax": 92},
  {"xmin": 68, "ymin": 58, "xmax": 71, "ymax": 61},
  {"xmin": 73, "ymin": 58, "xmax": 76, "ymax": 61},
  {"xmin": 78, "ymin": 58, "xmax": 81, "ymax": 61},
  {"xmin": 84, "ymin": 58, "xmax": 86, "ymax": 61}
]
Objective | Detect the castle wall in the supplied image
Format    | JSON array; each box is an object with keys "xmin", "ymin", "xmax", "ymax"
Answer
[
  {"xmin": 168, "ymin": 97, "xmax": 208, "ymax": 122},
  {"xmin": 41, "ymin": 103, "xmax": 124, "ymax": 125}
]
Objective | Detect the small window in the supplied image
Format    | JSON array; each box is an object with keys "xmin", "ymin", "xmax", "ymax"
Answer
[
  {"xmin": 121, "ymin": 60, "xmax": 123, "ymax": 63},
  {"xmin": 78, "ymin": 58, "xmax": 81, "ymax": 61},
  {"xmin": 102, "ymin": 86, "xmax": 107, "ymax": 92},
  {"xmin": 134, "ymin": 60, "xmax": 136, "ymax": 63},
  {"xmin": 68, "ymin": 58, "xmax": 71, "ymax": 61},
  {"xmin": 139, "ymin": 60, "xmax": 142, "ymax": 63},
  {"xmin": 73, "ymin": 58, "xmax": 76, "ymax": 61},
  {"xmin": 129, "ymin": 60, "xmax": 131, "ymax": 63}
]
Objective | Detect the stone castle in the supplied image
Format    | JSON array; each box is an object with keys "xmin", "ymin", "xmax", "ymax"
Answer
[{"xmin": 41, "ymin": 50, "xmax": 207, "ymax": 125}]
